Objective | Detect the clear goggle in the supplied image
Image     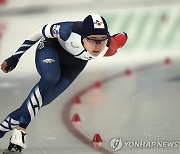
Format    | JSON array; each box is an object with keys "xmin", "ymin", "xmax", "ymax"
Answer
[{"xmin": 86, "ymin": 37, "xmax": 108, "ymax": 45}]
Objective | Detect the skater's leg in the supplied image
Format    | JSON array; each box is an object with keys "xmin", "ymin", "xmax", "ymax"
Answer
[
  {"xmin": 19, "ymin": 46, "xmax": 61, "ymax": 128},
  {"xmin": 0, "ymin": 116, "xmax": 19, "ymax": 138},
  {"xmin": 43, "ymin": 65, "xmax": 87, "ymax": 105},
  {"xmin": 18, "ymin": 64, "xmax": 87, "ymax": 127},
  {"xmin": 0, "ymin": 45, "xmax": 60, "ymax": 137}
]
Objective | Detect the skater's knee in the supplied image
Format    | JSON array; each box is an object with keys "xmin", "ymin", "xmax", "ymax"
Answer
[{"xmin": 41, "ymin": 73, "xmax": 60, "ymax": 87}]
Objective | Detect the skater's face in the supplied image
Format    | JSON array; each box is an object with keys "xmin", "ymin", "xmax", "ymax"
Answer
[{"xmin": 83, "ymin": 35, "xmax": 108, "ymax": 57}]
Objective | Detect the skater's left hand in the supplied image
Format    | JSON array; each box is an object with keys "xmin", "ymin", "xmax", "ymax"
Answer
[
  {"xmin": 1, "ymin": 60, "xmax": 10, "ymax": 73},
  {"xmin": 1, "ymin": 56, "xmax": 19, "ymax": 73}
]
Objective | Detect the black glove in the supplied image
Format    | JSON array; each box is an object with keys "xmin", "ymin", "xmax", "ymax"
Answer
[{"xmin": 5, "ymin": 56, "xmax": 19, "ymax": 71}]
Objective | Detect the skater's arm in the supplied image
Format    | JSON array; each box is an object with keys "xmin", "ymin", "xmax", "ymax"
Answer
[
  {"xmin": 13, "ymin": 25, "xmax": 54, "ymax": 60},
  {"xmin": 104, "ymin": 32, "xmax": 128, "ymax": 57},
  {"xmin": 8, "ymin": 22, "xmax": 71, "ymax": 60},
  {"xmin": 0, "ymin": 23, "xmax": 63, "ymax": 73},
  {"xmin": 1, "ymin": 26, "xmax": 43, "ymax": 73}
]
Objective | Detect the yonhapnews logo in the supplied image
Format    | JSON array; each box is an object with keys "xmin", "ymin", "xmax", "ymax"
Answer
[{"xmin": 110, "ymin": 137, "xmax": 178, "ymax": 152}]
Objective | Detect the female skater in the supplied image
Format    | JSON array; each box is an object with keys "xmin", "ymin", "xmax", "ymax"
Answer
[{"xmin": 0, "ymin": 14, "xmax": 127, "ymax": 152}]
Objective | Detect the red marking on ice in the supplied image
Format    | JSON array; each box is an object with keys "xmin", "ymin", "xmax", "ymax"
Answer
[
  {"xmin": 73, "ymin": 97, "xmax": 81, "ymax": 104},
  {"xmin": 94, "ymin": 81, "xmax": 101, "ymax": 88},
  {"xmin": 164, "ymin": 57, "xmax": 171, "ymax": 66},
  {"xmin": 124, "ymin": 68, "xmax": 132, "ymax": 77}
]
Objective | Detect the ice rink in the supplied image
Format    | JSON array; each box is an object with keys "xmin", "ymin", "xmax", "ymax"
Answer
[
  {"xmin": 0, "ymin": 56, "xmax": 180, "ymax": 154},
  {"xmin": 0, "ymin": 0, "xmax": 180, "ymax": 153}
]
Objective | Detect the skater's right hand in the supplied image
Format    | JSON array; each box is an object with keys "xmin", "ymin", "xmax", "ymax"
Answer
[
  {"xmin": 110, "ymin": 32, "xmax": 128, "ymax": 50},
  {"xmin": 1, "ymin": 56, "xmax": 19, "ymax": 73},
  {"xmin": 104, "ymin": 32, "xmax": 128, "ymax": 57}
]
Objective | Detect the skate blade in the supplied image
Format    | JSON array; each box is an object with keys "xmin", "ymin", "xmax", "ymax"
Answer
[{"xmin": 3, "ymin": 149, "xmax": 23, "ymax": 154}]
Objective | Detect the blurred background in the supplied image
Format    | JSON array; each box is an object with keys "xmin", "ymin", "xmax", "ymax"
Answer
[
  {"xmin": 0, "ymin": 0, "xmax": 179, "ymax": 78},
  {"xmin": 0, "ymin": 1, "xmax": 180, "ymax": 153}
]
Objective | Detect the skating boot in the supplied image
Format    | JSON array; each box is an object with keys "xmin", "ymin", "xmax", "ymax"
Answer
[{"xmin": 8, "ymin": 128, "xmax": 26, "ymax": 152}]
